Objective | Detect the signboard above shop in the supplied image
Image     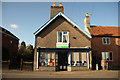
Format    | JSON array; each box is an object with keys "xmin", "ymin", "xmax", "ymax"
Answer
[{"xmin": 56, "ymin": 43, "xmax": 69, "ymax": 48}]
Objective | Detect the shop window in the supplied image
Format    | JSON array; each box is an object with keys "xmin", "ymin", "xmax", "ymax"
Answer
[
  {"xmin": 72, "ymin": 52, "xmax": 87, "ymax": 66},
  {"xmin": 39, "ymin": 52, "xmax": 55, "ymax": 67},
  {"xmin": 102, "ymin": 52, "xmax": 113, "ymax": 61},
  {"xmin": 57, "ymin": 31, "xmax": 69, "ymax": 43},
  {"xmin": 80, "ymin": 53, "xmax": 87, "ymax": 66},
  {"xmin": 102, "ymin": 38, "xmax": 110, "ymax": 44}
]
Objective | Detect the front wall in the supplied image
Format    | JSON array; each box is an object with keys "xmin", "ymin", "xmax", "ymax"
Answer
[
  {"xmin": 92, "ymin": 37, "xmax": 120, "ymax": 69},
  {"xmin": 71, "ymin": 67, "xmax": 88, "ymax": 71},
  {"xmin": 34, "ymin": 16, "xmax": 91, "ymax": 70},
  {"xmin": 39, "ymin": 67, "xmax": 55, "ymax": 71},
  {"xmin": 36, "ymin": 16, "xmax": 91, "ymax": 48},
  {"xmin": 2, "ymin": 32, "xmax": 19, "ymax": 58}
]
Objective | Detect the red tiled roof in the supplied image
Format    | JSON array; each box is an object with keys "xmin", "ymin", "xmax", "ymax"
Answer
[{"xmin": 88, "ymin": 26, "xmax": 120, "ymax": 36}]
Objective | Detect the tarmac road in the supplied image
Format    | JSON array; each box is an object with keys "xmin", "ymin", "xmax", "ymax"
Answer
[{"xmin": 2, "ymin": 69, "xmax": 120, "ymax": 78}]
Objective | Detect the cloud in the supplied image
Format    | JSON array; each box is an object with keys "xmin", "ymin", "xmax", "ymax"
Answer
[{"xmin": 10, "ymin": 24, "xmax": 18, "ymax": 28}]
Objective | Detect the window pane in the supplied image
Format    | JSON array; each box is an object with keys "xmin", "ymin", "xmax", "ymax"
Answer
[
  {"xmin": 39, "ymin": 52, "xmax": 55, "ymax": 67},
  {"xmin": 103, "ymin": 38, "xmax": 106, "ymax": 44},
  {"xmin": 106, "ymin": 52, "xmax": 110, "ymax": 60},
  {"xmin": 107, "ymin": 38, "xmax": 110, "ymax": 44},
  {"xmin": 110, "ymin": 52, "xmax": 113, "ymax": 60},
  {"xmin": 40, "ymin": 59, "xmax": 45, "ymax": 66},
  {"xmin": 45, "ymin": 53, "xmax": 48, "ymax": 59},
  {"xmin": 63, "ymin": 32, "xmax": 67, "ymax": 34},
  {"xmin": 40, "ymin": 52, "xmax": 45, "ymax": 59},
  {"xmin": 39, "ymin": 52, "xmax": 46, "ymax": 66},
  {"xmin": 102, "ymin": 52, "xmax": 106, "ymax": 60},
  {"xmin": 63, "ymin": 35, "xmax": 68, "ymax": 43},
  {"xmin": 52, "ymin": 52, "xmax": 55, "ymax": 59},
  {"xmin": 58, "ymin": 32, "xmax": 62, "ymax": 42},
  {"xmin": 80, "ymin": 53, "xmax": 87, "ymax": 66},
  {"xmin": 72, "ymin": 52, "xmax": 79, "ymax": 66}
]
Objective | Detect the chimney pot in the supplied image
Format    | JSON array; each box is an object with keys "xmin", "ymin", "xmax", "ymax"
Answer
[
  {"xmin": 59, "ymin": 2, "xmax": 62, "ymax": 6},
  {"xmin": 53, "ymin": 2, "xmax": 55, "ymax": 6},
  {"xmin": 85, "ymin": 13, "xmax": 88, "ymax": 16}
]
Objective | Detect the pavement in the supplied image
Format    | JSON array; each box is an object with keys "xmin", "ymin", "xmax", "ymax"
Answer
[{"xmin": 1, "ymin": 69, "xmax": 120, "ymax": 78}]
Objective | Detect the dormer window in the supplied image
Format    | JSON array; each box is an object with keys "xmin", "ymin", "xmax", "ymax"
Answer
[
  {"xmin": 57, "ymin": 31, "xmax": 69, "ymax": 43},
  {"xmin": 102, "ymin": 38, "xmax": 110, "ymax": 44}
]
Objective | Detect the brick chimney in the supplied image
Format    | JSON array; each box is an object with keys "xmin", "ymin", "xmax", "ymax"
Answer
[
  {"xmin": 50, "ymin": 2, "xmax": 64, "ymax": 19},
  {"xmin": 84, "ymin": 13, "xmax": 90, "ymax": 34}
]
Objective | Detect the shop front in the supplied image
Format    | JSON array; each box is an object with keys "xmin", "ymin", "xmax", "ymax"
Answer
[{"xmin": 36, "ymin": 48, "xmax": 91, "ymax": 71}]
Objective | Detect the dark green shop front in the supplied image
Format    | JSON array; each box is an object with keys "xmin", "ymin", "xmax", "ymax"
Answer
[{"xmin": 36, "ymin": 48, "xmax": 91, "ymax": 71}]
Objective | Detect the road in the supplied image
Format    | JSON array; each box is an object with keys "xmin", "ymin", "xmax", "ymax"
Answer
[{"xmin": 1, "ymin": 69, "xmax": 120, "ymax": 78}]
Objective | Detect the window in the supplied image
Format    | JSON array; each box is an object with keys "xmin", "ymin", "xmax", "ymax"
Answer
[
  {"xmin": 102, "ymin": 38, "xmax": 110, "ymax": 44},
  {"xmin": 39, "ymin": 52, "xmax": 55, "ymax": 67},
  {"xmin": 58, "ymin": 32, "xmax": 62, "ymax": 42},
  {"xmin": 72, "ymin": 52, "xmax": 87, "ymax": 66},
  {"xmin": 102, "ymin": 52, "xmax": 113, "ymax": 61},
  {"xmin": 57, "ymin": 31, "xmax": 69, "ymax": 43},
  {"xmin": 10, "ymin": 40, "xmax": 12, "ymax": 44}
]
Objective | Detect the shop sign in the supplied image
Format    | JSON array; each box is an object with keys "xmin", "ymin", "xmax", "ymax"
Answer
[{"xmin": 56, "ymin": 43, "xmax": 69, "ymax": 48}]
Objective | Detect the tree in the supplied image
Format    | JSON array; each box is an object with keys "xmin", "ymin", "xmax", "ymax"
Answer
[
  {"xmin": 25, "ymin": 44, "xmax": 34, "ymax": 61},
  {"xmin": 18, "ymin": 41, "xmax": 26, "ymax": 56},
  {"xmin": 18, "ymin": 41, "xmax": 26, "ymax": 70},
  {"xmin": 18, "ymin": 41, "xmax": 34, "ymax": 70},
  {"xmin": 26, "ymin": 44, "xmax": 33, "ymax": 54}
]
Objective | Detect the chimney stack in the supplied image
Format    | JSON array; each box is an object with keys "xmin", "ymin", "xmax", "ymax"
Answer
[
  {"xmin": 84, "ymin": 13, "xmax": 90, "ymax": 34},
  {"xmin": 50, "ymin": 2, "xmax": 64, "ymax": 19}
]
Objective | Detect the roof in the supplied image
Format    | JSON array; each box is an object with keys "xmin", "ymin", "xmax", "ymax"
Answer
[
  {"xmin": 88, "ymin": 25, "xmax": 120, "ymax": 37},
  {"xmin": 34, "ymin": 12, "xmax": 91, "ymax": 38},
  {"xmin": 0, "ymin": 26, "xmax": 19, "ymax": 40}
]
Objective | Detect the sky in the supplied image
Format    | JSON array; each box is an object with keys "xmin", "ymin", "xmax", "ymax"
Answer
[{"xmin": 2, "ymin": 2, "xmax": 119, "ymax": 47}]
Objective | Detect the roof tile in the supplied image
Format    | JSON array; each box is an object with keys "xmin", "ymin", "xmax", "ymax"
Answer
[{"xmin": 88, "ymin": 26, "xmax": 120, "ymax": 36}]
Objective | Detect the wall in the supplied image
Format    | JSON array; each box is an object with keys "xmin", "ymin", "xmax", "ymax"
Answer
[
  {"xmin": 2, "ymin": 32, "xmax": 19, "ymax": 60},
  {"xmin": 34, "ymin": 16, "xmax": 91, "ymax": 70},
  {"xmin": 36, "ymin": 16, "xmax": 91, "ymax": 48},
  {"xmin": 91, "ymin": 37, "xmax": 120, "ymax": 70}
]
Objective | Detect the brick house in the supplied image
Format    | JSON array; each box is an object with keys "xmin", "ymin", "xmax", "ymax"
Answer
[
  {"xmin": 1, "ymin": 26, "xmax": 19, "ymax": 61},
  {"xmin": 84, "ymin": 13, "xmax": 120, "ymax": 70},
  {"xmin": 33, "ymin": 2, "xmax": 92, "ymax": 71}
]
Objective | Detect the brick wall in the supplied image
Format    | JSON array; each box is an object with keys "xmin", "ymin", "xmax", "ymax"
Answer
[
  {"xmin": 91, "ymin": 37, "xmax": 120, "ymax": 69},
  {"xmin": 2, "ymin": 32, "xmax": 19, "ymax": 60},
  {"xmin": 39, "ymin": 67, "xmax": 56, "ymax": 71},
  {"xmin": 71, "ymin": 67, "xmax": 88, "ymax": 71}
]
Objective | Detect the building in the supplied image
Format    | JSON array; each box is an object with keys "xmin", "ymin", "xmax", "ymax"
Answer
[
  {"xmin": 1, "ymin": 26, "xmax": 19, "ymax": 68},
  {"xmin": 33, "ymin": 2, "xmax": 92, "ymax": 71},
  {"xmin": 84, "ymin": 14, "xmax": 120, "ymax": 70}
]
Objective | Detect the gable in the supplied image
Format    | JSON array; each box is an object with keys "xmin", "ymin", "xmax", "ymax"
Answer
[
  {"xmin": 0, "ymin": 26, "xmax": 19, "ymax": 40},
  {"xmin": 35, "ymin": 16, "xmax": 91, "ymax": 48},
  {"xmin": 34, "ymin": 12, "xmax": 91, "ymax": 38}
]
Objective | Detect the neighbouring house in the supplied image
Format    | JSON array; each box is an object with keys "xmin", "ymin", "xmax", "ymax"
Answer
[
  {"xmin": 1, "ymin": 26, "xmax": 19, "ymax": 68},
  {"xmin": 33, "ymin": 2, "xmax": 92, "ymax": 71},
  {"xmin": 84, "ymin": 13, "xmax": 120, "ymax": 70}
]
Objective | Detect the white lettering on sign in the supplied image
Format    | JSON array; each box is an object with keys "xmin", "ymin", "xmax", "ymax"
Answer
[{"xmin": 56, "ymin": 43, "xmax": 69, "ymax": 46}]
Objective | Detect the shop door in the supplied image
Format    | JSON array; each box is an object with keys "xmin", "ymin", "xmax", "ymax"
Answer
[{"xmin": 58, "ymin": 52, "xmax": 68, "ymax": 71}]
